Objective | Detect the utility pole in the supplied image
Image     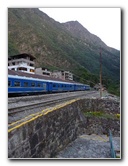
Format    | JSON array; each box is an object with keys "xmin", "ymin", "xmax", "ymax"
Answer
[{"xmin": 100, "ymin": 47, "xmax": 102, "ymax": 98}]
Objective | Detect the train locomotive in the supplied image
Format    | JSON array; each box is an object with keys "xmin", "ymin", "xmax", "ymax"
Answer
[{"xmin": 8, "ymin": 73, "xmax": 90, "ymax": 95}]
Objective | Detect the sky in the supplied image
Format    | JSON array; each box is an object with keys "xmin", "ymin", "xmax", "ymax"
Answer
[{"xmin": 39, "ymin": 8, "xmax": 121, "ymax": 50}]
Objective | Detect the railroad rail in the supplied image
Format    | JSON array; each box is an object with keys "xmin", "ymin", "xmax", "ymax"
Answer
[
  {"xmin": 8, "ymin": 91, "xmax": 96, "ymax": 104},
  {"xmin": 8, "ymin": 91, "xmax": 99, "ymax": 114},
  {"xmin": 8, "ymin": 91, "xmax": 100, "ymax": 124}
]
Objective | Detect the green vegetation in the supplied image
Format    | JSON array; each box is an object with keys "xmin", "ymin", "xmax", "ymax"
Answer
[
  {"xmin": 8, "ymin": 8, "xmax": 120, "ymax": 96},
  {"xmin": 84, "ymin": 111, "xmax": 120, "ymax": 120},
  {"xmin": 8, "ymin": 42, "xmax": 20, "ymax": 55},
  {"xmin": 107, "ymin": 83, "xmax": 120, "ymax": 96},
  {"xmin": 115, "ymin": 114, "xmax": 120, "ymax": 119}
]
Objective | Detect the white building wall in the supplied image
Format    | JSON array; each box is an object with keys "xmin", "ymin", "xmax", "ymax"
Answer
[{"xmin": 8, "ymin": 59, "xmax": 35, "ymax": 74}]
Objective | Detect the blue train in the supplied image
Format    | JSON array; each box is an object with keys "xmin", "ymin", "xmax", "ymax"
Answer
[{"xmin": 8, "ymin": 74, "xmax": 90, "ymax": 95}]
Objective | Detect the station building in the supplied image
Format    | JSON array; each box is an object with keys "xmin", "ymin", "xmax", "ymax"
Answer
[
  {"xmin": 8, "ymin": 53, "xmax": 73, "ymax": 81},
  {"xmin": 8, "ymin": 53, "xmax": 36, "ymax": 74},
  {"xmin": 35, "ymin": 68, "xmax": 52, "ymax": 77},
  {"xmin": 52, "ymin": 70, "xmax": 73, "ymax": 81}
]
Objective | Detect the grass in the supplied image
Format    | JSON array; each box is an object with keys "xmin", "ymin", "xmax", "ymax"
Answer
[{"xmin": 84, "ymin": 111, "xmax": 120, "ymax": 120}]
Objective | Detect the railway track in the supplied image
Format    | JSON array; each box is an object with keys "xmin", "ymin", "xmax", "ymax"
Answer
[
  {"xmin": 8, "ymin": 91, "xmax": 94, "ymax": 104},
  {"xmin": 8, "ymin": 91, "xmax": 100, "ymax": 124},
  {"xmin": 8, "ymin": 91, "xmax": 99, "ymax": 114}
]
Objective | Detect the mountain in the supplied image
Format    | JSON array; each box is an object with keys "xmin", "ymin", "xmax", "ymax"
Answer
[
  {"xmin": 62, "ymin": 21, "xmax": 119, "ymax": 54},
  {"xmin": 8, "ymin": 8, "xmax": 120, "ymax": 95}
]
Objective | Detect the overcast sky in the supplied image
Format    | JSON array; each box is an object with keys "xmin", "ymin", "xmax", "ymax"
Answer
[{"xmin": 39, "ymin": 8, "xmax": 120, "ymax": 50}]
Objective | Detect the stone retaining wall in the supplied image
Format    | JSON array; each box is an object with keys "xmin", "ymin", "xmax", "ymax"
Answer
[
  {"xmin": 85, "ymin": 117, "xmax": 120, "ymax": 136},
  {"xmin": 8, "ymin": 98, "xmax": 120, "ymax": 158},
  {"xmin": 8, "ymin": 100, "xmax": 86, "ymax": 158},
  {"xmin": 78, "ymin": 98, "xmax": 120, "ymax": 114}
]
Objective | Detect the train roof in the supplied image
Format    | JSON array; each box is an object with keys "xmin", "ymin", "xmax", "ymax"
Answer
[
  {"xmin": 8, "ymin": 70, "xmax": 90, "ymax": 86},
  {"xmin": 8, "ymin": 74, "xmax": 76, "ymax": 85},
  {"xmin": 8, "ymin": 70, "xmax": 76, "ymax": 85}
]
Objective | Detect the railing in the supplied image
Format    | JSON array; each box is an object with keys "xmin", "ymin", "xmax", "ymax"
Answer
[
  {"xmin": 8, "ymin": 58, "xmax": 35, "ymax": 65},
  {"xmin": 109, "ymin": 130, "xmax": 116, "ymax": 158}
]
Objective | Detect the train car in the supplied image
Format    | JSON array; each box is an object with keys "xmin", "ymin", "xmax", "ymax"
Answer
[
  {"xmin": 8, "ymin": 74, "xmax": 90, "ymax": 95},
  {"xmin": 48, "ymin": 81, "xmax": 74, "ymax": 92},
  {"xmin": 74, "ymin": 83, "xmax": 86, "ymax": 91},
  {"xmin": 8, "ymin": 75, "xmax": 75, "ymax": 95},
  {"xmin": 85, "ymin": 85, "xmax": 90, "ymax": 90},
  {"xmin": 8, "ymin": 75, "xmax": 48, "ymax": 94}
]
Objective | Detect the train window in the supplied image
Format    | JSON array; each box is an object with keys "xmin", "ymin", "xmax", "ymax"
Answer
[
  {"xmin": 37, "ymin": 83, "xmax": 41, "ymax": 87},
  {"xmin": 8, "ymin": 81, "xmax": 11, "ymax": 87},
  {"xmin": 53, "ymin": 84, "xmax": 56, "ymax": 87},
  {"xmin": 14, "ymin": 81, "xmax": 20, "ymax": 87},
  {"xmin": 31, "ymin": 82, "xmax": 35, "ymax": 87},
  {"xmin": 24, "ymin": 82, "xmax": 28, "ymax": 87}
]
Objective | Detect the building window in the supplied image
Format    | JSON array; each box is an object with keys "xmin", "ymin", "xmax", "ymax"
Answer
[
  {"xmin": 14, "ymin": 81, "xmax": 20, "ymax": 87},
  {"xmin": 42, "ymin": 72, "xmax": 50, "ymax": 76},
  {"xmin": 30, "ymin": 69, "xmax": 35, "ymax": 72},
  {"xmin": 18, "ymin": 67, "xmax": 27, "ymax": 71},
  {"xmin": 30, "ymin": 64, "xmax": 34, "ymax": 67}
]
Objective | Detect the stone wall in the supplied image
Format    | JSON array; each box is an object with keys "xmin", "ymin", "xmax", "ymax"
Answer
[
  {"xmin": 78, "ymin": 98, "xmax": 120, "ymax": 114},
  {"xmin": 78, "ymin": 98, "xmax": 120, "ymax": 136},
  {"xmin": 84, "ymin": 117, "xmax": 120, "ymax": 136},
  {"xmin": 8, "ymin": 98, "xmax": 120, "ymax": 158},
  {"xmin": 8, "ymin": 100, "xmax": 87, "ymax": 158}
]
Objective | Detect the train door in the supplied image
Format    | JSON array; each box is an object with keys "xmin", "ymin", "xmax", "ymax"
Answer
[
  {"xmin": 74, "ymin": 84, "xmax": 76, "ymax": 91},
  {"xmin": 48, "ymin": 82, "xmax": 53, "ymax": 92}
]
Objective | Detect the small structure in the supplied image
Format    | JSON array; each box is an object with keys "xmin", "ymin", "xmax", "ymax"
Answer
[
  {"xmin": 64, "ymin": 71, "xmax": 73, "ymax": 81},
  {"xmin": 8, "ymin": 53, "xmax": 36, "ymax": 74},
  {"xmin": 35, "ymin": 68, "xmax": 52, "ymax": 77},
  {"xmin": 94, "ymin": 83, "xmax": 106, "ymax": 91},
  {"xmin": 52, "ymin": 70, "xmax": 73, "ymax": 81}
]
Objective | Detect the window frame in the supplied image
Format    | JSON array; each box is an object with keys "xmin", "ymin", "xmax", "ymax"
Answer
[
  {"xmin": 24, "ymin": 82, "xmax": 29, "ymax": 87},
  {"xmin": 31, "ymin": 82, "xmax": 36, "ymax": 87},
  {"xmin": 14, "ymin": 81, "xmax": 21, "ymax": 87},
  {"xmin": 8, "ymin": 80, "xmax": 11, "ymax": 87}
]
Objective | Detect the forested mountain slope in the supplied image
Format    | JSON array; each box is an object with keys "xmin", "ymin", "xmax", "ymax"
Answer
[{"xmin": 8, "ymin": 8, "xmax": 120, "ymax": 95}]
